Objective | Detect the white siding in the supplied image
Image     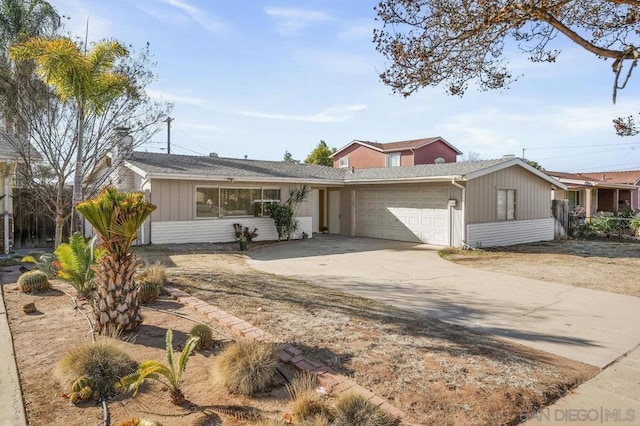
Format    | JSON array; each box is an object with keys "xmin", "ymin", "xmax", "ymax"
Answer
[
  {"xmin": 150, "ymin": 216, "xmax": 312, "ymax": 245},
  {"xmin": 466, "ymin": 218, "xmax": 554, "ymax": 248}
]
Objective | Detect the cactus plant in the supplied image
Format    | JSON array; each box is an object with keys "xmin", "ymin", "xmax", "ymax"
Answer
[
  {"xmin": 189, "ymin": 324, "xmax": 213, "ymax": 350},
  {"xmin": 18, "ymin": 270, "xmax": 50, "ymax": 293},
  {"xmin": 137, "ymin": 279, "xmax": 161, "ymax": 304}
]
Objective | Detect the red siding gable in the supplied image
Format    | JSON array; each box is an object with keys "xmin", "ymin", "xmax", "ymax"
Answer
[{"xmin": 414, "ymin": 140, "xmax": 458, "ymax": 164}]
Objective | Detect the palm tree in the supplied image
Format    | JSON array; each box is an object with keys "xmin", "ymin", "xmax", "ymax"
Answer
[
  {"xmin": 9, "ymin": 36, "xmax": 135, "ymax": 233},
  {"xmin": 0, "ymin": 0, "xmax": 59, "ymax": 127},
  {"xmin": 75, "ymin": 187, "xmax": 155, "ymax": 334}
]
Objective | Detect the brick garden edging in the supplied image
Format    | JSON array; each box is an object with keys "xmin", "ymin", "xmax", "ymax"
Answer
[{"xmin": 165, "ymin": 286, "xmax": 406, "ymax": 422}]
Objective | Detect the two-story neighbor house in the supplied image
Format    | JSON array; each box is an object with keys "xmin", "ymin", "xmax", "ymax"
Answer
[{"xmin": 330, "ymin": 137, "xmax": 462, "ymax": 169}]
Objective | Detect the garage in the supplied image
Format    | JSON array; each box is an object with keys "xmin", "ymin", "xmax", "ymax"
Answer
[{"xmin": 354, "ymin": 186, "xmax": 450, "ymax": 245}]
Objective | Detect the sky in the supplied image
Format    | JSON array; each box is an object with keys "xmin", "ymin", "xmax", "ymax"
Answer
[{"xmin": 47, "ymin": 0, "xmax": 640, "ymax": 172}]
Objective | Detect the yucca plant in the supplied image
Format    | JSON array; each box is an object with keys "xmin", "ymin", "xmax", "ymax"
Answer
[
  {"xmin": 118, "ymin": 329, "xmax": 199, "ymax": 405},
  {"xmin": 76, "ymin": 187, "xmax": 156, "ymax": 334},
  {"xmin": 54, "ymin": 233, "xmax": 105, "ymax": 297}
]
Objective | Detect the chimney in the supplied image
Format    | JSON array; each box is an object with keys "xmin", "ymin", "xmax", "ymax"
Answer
[
  {"xmin": 209, "ymin": 152, "xmax": 218, "ymax": 157},
  {"xmin": 111, "ymin": 127, "xmax": 133, "ymax": 191},
  {"xmin": 502, "ymin": 154, "xmax": 516, "ymax": 160}
]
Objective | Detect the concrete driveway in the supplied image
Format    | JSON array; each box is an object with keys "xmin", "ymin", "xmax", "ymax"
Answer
[{"xmin": 247, "ymin": 235, "xmax": 640, "ymax": 368}]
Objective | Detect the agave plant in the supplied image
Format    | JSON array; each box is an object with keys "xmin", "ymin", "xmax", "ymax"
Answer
[
  {"xmin": 75, "ymin": 187, "xmax": 156, "ymax": 334},
  {"xmin": 118, "ymin": 329, "xmax": 199, "ymax": 405},
  {"xmin": 54, "ymin": 233, "xmax": 105, "ymax": 297}
]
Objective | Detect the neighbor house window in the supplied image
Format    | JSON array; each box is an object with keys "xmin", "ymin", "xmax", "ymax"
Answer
[
  {"xmin": 497, "ymin": 189, "xmax": 516, "ymax": 221},
  {"xmin": 386, "ymin": 153, "xmax": 400, "ymax": 167},
  {"xmin": 339, "ymin": 157, "xmax": 349, "ymax": 168},
  {"xmin": 196, "ymin": 187, "xmax": 220, "ymax": 218}
]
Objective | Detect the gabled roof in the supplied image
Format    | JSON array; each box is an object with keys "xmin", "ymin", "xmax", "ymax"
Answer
[
  {"xmin": 346, "ymin": 157, "xmax": 566, "ymax": 189},
  {"xmin": 546, "ymin": 170, "xmax": 640, "ymax": 188},
  {"xmin": 0, "ymin": 134, "xmax": 42, "ymax": 162},
  {"xmin": 330, "ymin": 136, "xmax": 463, "ymax": 158},
  {"xmin": 579, "ymin": 170, "xmax": 640, "ymax": 185},
  {"xmin": 125, "ymin": 151, "xmax": 345, "ymax": 183},
  {"xmin": 124, "ymin": 152, "xmax": 565, "ymax": 189}
]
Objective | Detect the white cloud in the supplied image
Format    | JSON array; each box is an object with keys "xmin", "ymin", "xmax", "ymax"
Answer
[
  {"xmin": 265, "ymin": 7, "xmax": 332, "ymax": 35},
  {"xmin": 154, "ymin": 0, "xmax": 226, "ymax": 33},
  {"xmin": 237, "ymin": 104, "xmax": 367, "ymax": 123},
  {"xmin": 147, "ymin": 89, "xmax": 207, "ymax": 105},
  {"xmin": 338, "ymin": 22, "xmax": 374, "ymax": 40}
]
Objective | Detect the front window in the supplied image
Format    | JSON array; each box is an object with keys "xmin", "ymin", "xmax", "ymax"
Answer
[
  {"xmin": 197, "ymin": 187, "xmax": 281, "ymax": 218},
  {"xmin": 196, "ymin": 187, "xmax": 219, "ymax": 218},
  {"xmin": 339, "ymin": 157, "xmax": 349, "ymax": 168},
  {"xmin": 497, "ymin": 189, "xmax": 516, "ymax": 221},
  {"xmin": 386, "ymin": 153, "xmax": 400, "ymax": 167}
]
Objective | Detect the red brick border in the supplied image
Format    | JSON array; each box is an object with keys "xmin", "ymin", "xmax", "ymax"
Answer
[{"xmin": 165, "ymin": 286, "xmax": 406, "ymax": 422}]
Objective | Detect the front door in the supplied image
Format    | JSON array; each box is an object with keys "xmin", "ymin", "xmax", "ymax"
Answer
[{"xmin": 328, "ymin": 190, "xmax": 340, "ymax": 234}]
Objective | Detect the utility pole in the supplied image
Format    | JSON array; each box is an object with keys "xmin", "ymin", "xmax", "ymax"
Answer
[{"xmin": 163, "ymin": 117, "xmax": 173, "ymax": 154}]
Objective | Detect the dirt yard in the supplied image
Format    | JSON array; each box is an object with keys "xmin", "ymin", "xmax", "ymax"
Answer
[
  {"xmin": 439, "ymin": 239, "xmax": 640, "ymax": 297},
  {"xmin": 2, "ymin": 240, "xmax": 603, "ymax": 425}
]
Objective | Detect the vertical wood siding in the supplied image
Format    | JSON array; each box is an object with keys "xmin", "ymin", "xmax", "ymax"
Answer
[
  {"xmin": 466, "ymin": 166, "xmax": 552, "ymax": 224},
  {"xmin": 466, "ymin": 218, "xmax": 554, "ymax": 247}
]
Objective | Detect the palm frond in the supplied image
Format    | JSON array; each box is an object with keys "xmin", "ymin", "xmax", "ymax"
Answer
[{"xmin": 176, "ymin": 336, "xmax": 199, "ymax": 383}]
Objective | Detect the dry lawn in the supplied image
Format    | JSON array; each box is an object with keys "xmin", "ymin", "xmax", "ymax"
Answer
[
  {"xmin": 439, "ymin": 239, "xmax": 640, "ymax": 297},
  {"xmin": 133, "ymin": 242, "xmax": 597, "ymax": 425}
]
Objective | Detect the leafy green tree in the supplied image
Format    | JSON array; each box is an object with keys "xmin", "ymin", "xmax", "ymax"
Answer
[
  {"xmin": 283, "ymin": 150, "xmax": 298, "ymax": 163},
  {"xmin": 304, "ymin": 140, "xmax": 336, "ymax": 167},
  {"xmin": 10, "ymin": 37, "xmax": 135, "ymax": 233},
  {"xmin": 0, "ymin": 0, "xmax": 60, "ymax": 133}
]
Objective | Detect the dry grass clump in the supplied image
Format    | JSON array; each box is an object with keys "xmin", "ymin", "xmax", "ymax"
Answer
[
  {"xmin": 333, "ymin": 393, "xmax": 395, "ymax": 426},
  {"xmin": 286, "ymin": 373, "xmax": 333, "ymax": 423},
  {"xmin": 213, "ymin": 340, "xmax": 278, "ymax": 396},
  {"xmin": 55, "ymin": 340, "xmax": 137, "ymax": 396},
  {"xmin": 136, "ymin": 263, "xmax": 166, "ymax": 304},
  {"xmin": 139, "ymin": 262, "xmax": 166, "ymax": 286}
]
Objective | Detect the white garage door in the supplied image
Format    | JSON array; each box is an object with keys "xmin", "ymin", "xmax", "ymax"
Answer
[{"xmin": 354, "ymin": 187, "xmax": 449, "ymax": 245}]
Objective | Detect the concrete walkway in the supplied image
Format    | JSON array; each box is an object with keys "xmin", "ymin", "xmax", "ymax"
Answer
[
  {"xmin": 0, "ymin": 277, "xmax": 27, "ymax": 425},
  {"xmin": 248, "ymin": 235, "xmax": 640, "ymax": 424}
]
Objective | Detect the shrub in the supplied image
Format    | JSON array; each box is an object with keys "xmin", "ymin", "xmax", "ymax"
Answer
[
  {"xmin": 21, "ymin": 255, "xmax": 36, "ymax": 263},
  {"xmin": 54, "ymin": 233, "xmax": 104, "ymax": 297},
  {"xmin": 118, "ymin": 329, "xmax": 199, "ymax": 405},
  {"xmin": 136, "ymin": 263, "xmax": 166, "ymax": 304},
  {"xmin": 287, "ymin": 372, "xmax": 334, "ymax": 423},
  {"xmin": 189, "ymin": 324, "xmax": 213, "ymax": 350},
  {"xmin": 17, "ymin": 270, "xmax": 50, "ymax": 293},
  {"xmin": 333, "ymin": 393, "xmax": 395, "ymax": 426},
  {"xmin": 56, "ymin": 340, "xmax": 137, "ymax": 399},
  {"xmin": 213, "ymin": 340, "xmax": 277, "ymax": 396}
]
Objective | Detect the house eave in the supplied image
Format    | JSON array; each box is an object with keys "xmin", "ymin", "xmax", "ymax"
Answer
[
  {"xmin": 344, "ymin": 175, "xmax": 465, "ymax": 185},
  {"xmin": 143, "ymin": 172, "xmax": 344, "ymax": 185}
]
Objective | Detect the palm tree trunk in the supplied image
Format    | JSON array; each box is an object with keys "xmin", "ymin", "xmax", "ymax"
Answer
[
  {"xmin": 71, "ymin": 105, "xmax": 84, "ymax": 234},
  {"xmin": 92, "ymin": 251, "xmax": 142, "ymax": 334}
]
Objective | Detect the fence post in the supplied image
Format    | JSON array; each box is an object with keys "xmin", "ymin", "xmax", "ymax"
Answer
[{"xmin": 552, "ymin": 199, "xmax": 569, "ymax": 240}]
